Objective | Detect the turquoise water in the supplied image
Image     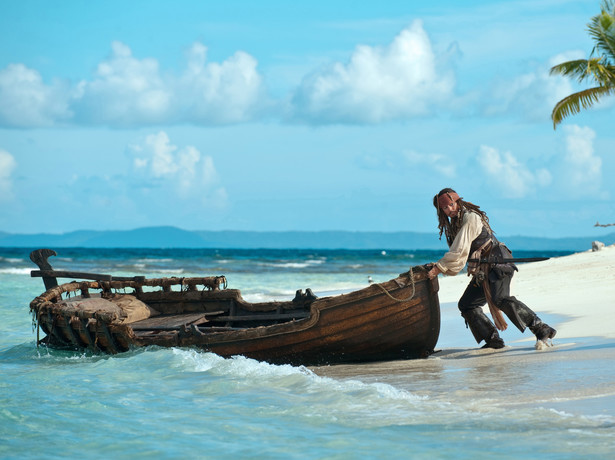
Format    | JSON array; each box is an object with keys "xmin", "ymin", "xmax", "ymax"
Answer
[{"xmin": 3, "ymin": 248, "xmax": 614, "ymax": 459}]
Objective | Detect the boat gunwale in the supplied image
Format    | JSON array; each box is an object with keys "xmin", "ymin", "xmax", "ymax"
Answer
[{"xmin": 188, "ymin": 269, "xmax": 432, "ymax": 343}]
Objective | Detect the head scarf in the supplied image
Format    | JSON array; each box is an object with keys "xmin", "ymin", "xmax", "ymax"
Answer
[{"xmin": 437, "ymin": 191, "xmax": 460, "ymax": 209}]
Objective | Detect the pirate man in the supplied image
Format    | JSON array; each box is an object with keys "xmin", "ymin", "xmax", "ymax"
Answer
[{"xmin": 427, "ymin": 188, "xmax": 557, "ymax": 349}]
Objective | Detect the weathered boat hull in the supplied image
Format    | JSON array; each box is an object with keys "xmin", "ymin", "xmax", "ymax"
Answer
[
  {"xmin": 140, "ymin": 275, "xmax": 439, "ymax": 364},
  {"xmin": 29, "ymin": 250, "xmax": 440, "ymax": 365}
]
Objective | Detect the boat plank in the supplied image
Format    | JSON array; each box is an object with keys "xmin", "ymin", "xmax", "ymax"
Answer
[
  {"xmin": 130, "ymin": 312, "xmax": 221, "ymax": 330},
  {"xmin": 211, "ymin": 312, "xmax": 310, "ymax": 322}
]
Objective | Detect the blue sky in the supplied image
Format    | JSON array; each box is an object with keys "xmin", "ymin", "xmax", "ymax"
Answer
[{"xmin": 0, "ymin": 0, "xmax": 613, "ymax": 238}]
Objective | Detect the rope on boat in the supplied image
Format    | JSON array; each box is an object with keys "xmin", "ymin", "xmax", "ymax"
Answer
[
  {"xmin": 372, "ymin": 267, "xmax": 416, "ymax": 302},
  {"xmin": 35, "ymin": 314, "xmax": 40, "ymax": 348}
]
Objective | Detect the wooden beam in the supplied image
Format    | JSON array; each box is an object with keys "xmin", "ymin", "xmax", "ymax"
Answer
[
  {"xmin": 30, "ymin": 249, "xmax": 58, "ymax": 290},
  {"xmin": 31, "ymin": 269, "xmax": 146, "ymax": 283}
]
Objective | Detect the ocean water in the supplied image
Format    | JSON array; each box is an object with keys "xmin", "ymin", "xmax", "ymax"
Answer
[{"xmin": 2, "ymin": 247, "xmax": 614, "ymax": 459}]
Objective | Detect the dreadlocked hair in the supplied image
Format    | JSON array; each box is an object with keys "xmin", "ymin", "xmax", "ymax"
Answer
[{"xmin": 433, "ymin": 188, "xmax": 492, "ymax": 247}]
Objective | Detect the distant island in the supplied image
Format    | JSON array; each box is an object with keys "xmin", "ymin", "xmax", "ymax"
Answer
[{"xmin": 0, "ymin": 226, "xmax": 613, "ymax": 251}]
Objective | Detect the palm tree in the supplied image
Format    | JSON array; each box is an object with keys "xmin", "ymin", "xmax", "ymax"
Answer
[{"xmin": 550, "ymin": 0, "xmax": 615, "ymax": 129}]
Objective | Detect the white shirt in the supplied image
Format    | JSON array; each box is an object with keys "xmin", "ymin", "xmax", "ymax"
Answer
[{"xmin": 435, "ymin": 211, "xmax": 484, "ymax": 276}]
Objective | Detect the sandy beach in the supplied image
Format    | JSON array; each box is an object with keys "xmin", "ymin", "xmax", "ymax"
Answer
[
  {"xmin": 314, "ymin": 245, "xmax": 615, "ymax": 420},
  {"xmin": 437, "ymin": 243, "xmax": 615, "ymax": 341}
]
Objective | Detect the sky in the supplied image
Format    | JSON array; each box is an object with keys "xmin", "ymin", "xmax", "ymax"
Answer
[{"xmin": 0, "ymin": 0, "xmax": 613, "ymax": 239}]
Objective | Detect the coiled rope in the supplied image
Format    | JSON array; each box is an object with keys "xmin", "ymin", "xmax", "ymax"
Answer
[{"xmin": 372, "ymin": 267, "xmax": 416, "ymax": 302}]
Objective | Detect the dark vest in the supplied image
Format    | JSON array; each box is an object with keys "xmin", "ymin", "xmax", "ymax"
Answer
[
  {"xmin": 449, "ymin": 210, "xmax": 497, "ymax": 253},
  {"xmin": 469, "ymin": 224, "xmax": 496, "ymax": 255},
  {"xmin": 465, "ymin": 212, "xmax": 514, "ymax": 268}
]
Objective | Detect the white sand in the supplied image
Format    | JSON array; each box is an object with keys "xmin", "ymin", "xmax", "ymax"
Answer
[
  {"xmin": 437, "ymin": 243, "xmax": 615, "ymax": 340},
  {"xmin": 314, "ymin": 246, "xmax": 615, "ymax": 420}
]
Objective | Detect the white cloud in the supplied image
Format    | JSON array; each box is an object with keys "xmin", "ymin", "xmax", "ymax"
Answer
[
  {"xmin": 403, "ymin": 150, "xmax": 456, "ymax": 177},
  {"xmin": 0, "ymin": 41, "xmax": 266, "ymax": 128},
  {"xmin": 0, "ymin": 64, "xmax": 72, "ymax": 127},
  {"xmin": 291, "ymin": 20, "xmax": 457, "ymax": 123},
  {"xmin": 200, "ymin": 155, "xmax": 218, "ymax": 185},
  {"xmin": 177, "ymin": 43, "xmax": 265, "ymax": 123},
  {"xmin": 73, "ymin": 41, "xmax": 266, "ymax": 126},
  {"xmin": 0, "ymin": 149, "xmax": 17, "ymax": 199},
  {"xmin": 357, "ymin": 149, "xmax": 456, "ymax": 178},
  {"xmin": 476, "ymin": 126, "xmax": 605, "ymax": 201},
  {"xmin": 1, "ymin": 34, "xmax": 600, "ymax": 129},
  {"xmin": 482, "ymin": 51, "xmax": 584, "ymax": 122},
  {"xmin": 129, "ymin": 131, "xmax": 227, "ymax": 202},
  {"xmin": 0, "ymin": 26, "xmax": 459, "ymax": 127},
  {"xmin": 477, "ymin": 145, "xmax": 551, "ymax": 198},
  {"xmin": 75, "ymin": 41, "xmax": 268, "ymax": 126},
  {"xmin": 73, "ymin": 41, "xmax": 171, "ymax": 125},
  {"xmin": 559, "ymin": 125, "xmax": 604, "ymax": 197}
]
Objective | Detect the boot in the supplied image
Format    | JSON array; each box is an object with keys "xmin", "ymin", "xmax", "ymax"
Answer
[
  {"xmin": 498, "ymin": 297, "xmax": 538, "ymax": 332},
  {"xmin": 462, "ymin": 308, "xmax": 505, "ymax": 349},
  {"xmin": 529, "ymin": 318, "xmax": 557, "ymax": 342},
  {"xmin": 481, "ymin": 331, "xmax": 506, "ymax": 349},
  {"xmin": 500, "ymin": 298, "xmax": 556, "ymax": 343}
]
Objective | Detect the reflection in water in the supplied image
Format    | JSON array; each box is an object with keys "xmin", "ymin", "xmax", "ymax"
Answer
[{"xmin": 312, "ymin": 341, "xmax": 615, "ymax": 414}]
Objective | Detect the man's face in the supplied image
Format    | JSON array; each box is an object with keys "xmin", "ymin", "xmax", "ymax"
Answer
[{"xmin": 441, "ymin": 200, "xmax": 459, "ymax": 218}]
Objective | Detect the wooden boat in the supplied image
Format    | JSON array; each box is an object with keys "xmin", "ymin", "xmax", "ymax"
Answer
[{"xmin": 29, "ymin": 249, "xmax": 441, "ymax": 365}]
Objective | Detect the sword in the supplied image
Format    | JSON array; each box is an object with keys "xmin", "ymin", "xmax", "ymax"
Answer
[{"xmin": 467, "ymin": 257, "xmax": 550, "ymax": 264}]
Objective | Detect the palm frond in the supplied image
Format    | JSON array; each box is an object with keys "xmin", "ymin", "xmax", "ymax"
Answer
[
  {"xmin": 550, "ymin": 58, "xmax": 615, "ymax": 85},
  {"xmin": 587, "ymin": 59, "xmax": 615, "ymax": 84},
  {"xmin": 600, "ymin": 0, "xmax": 615, "ymax": 18},
  {"xmin": 550, "ymin": 1, "xmax": 615, "ymax": 128},
  {"xmin": 551, "ymin": 86, "xmax": 614, "ymax": 129},
  {"xmin": 588, "ymin": 11, "xmax": 615, "ymax": 61},
  {"xmin": 596, "ymin": 63, "xmax": 615, "ymax": 84},
  {"xmin": 550, "ymin": 59, "xmax": 592, "ymax": 83}
]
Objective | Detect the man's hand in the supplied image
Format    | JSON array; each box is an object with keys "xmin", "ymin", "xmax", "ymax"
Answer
[{"xmin": 427, "ymin": 264, "xmax": 441, "ymax": 279}]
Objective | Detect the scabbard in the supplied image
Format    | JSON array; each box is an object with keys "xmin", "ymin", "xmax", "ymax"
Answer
[{"xmin": 467, "ymin": 257, "xmax": 550, "ymax": 264}]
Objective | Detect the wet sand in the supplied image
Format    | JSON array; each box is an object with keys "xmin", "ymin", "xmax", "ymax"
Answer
[{"xmin": 312, "ymin": 245, "xmax": 615, "ymax": 418}]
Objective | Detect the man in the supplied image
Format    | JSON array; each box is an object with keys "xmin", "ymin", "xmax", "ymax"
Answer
[{"xmin": 427, "ymin": 188, "xmax": 557, "ymax": 349}]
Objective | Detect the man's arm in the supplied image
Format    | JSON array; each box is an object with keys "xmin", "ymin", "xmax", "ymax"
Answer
[
  {"xmin": 427, "ymin": 264, "xmax": 441, "ymax": 279},
  {"xmin": 432, "ymin": 212, "xmax": 483, "ymax": 276}
]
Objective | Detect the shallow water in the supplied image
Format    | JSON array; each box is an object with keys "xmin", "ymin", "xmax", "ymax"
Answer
[{"xmin": 3, "ymin": 247, "xmax": 613, "ymax": 459}]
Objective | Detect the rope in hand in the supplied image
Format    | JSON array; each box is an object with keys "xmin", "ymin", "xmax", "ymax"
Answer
[{"xmin": 372, "ymin": 267, "xmax": 416, "ymax": 302}]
